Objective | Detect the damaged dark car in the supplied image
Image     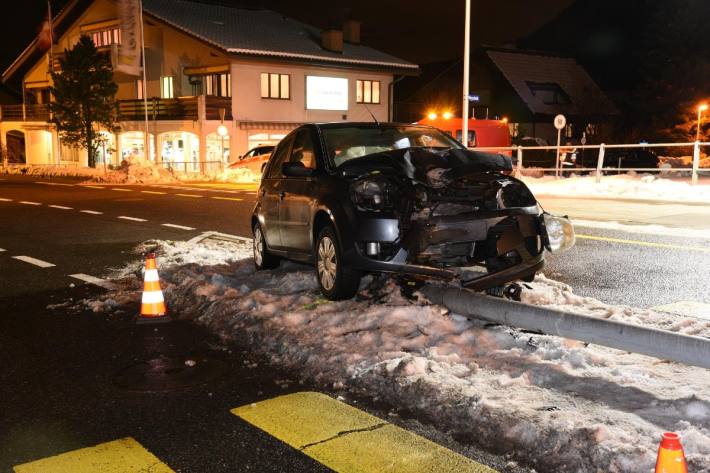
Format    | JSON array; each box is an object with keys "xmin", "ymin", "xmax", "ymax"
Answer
[{"xmin": 252, "ymin": 123, "xmax": 575, "ymax": 300}]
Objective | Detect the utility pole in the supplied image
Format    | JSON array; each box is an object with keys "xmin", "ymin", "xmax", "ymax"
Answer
[{"xmin": 461, "ymin": 0, "xmax": 471, "ymax": 148}]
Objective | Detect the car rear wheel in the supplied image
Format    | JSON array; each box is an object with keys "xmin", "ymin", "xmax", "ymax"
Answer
[
  {"xmin": 253, "ymin": 223, "xmax": 279, "ymax": 270},
  {"xmin": 315, "ymin": 226, "xmax": 361, "ymax": 300}
]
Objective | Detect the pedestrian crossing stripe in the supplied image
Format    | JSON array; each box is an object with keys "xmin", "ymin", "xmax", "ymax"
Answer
[
  {"xmin": 231, "ymin": 391, "xmax": 497, "ymax": 473},
  {"xmin": 13, "ymin": 437, "xmax": 174, "ymax": 473},
  {"xmin": 652, "ymin": 301, "xmax": 710, "ymax": 321}
]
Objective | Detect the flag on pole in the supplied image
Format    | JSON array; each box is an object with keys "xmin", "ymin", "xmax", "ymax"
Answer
[
  {"xmin": 38, "ymin": 4, "xmax": 53, "ymax": 50},
  {"xmin": 116, "ymin": 0, "xmax": 141, "ymax": 76}
]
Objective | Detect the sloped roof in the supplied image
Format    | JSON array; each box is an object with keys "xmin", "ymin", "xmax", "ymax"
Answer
[
  {"xmin": 143, "ymin": 0, "xmax": 418, "ymax": 73},
  {"xmin": 486, "ymin": 49, "xmax": 618, "ymax": 116}
]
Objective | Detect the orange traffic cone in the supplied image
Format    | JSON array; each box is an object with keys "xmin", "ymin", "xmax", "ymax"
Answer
[
  {"xmin": 137, "ymin": 253, "xmax": 169, "ymax": 324},
  {"xmin": 655, "ymin": 432, "xmax": 688, "ymax": 473}
]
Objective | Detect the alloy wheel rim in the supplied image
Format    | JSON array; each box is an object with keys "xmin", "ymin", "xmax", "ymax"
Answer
[
  {"xmin": 317, "ymin": 236, "xmax": 337, "ymax": 290},
  {"xmin": 254, "ymin": 227, "xmax": 263, "ymax": 266}
]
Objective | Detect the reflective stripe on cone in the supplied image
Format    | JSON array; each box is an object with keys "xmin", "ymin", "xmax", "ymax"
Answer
[{"xmin": 138, "ymin": 253, "xmax": 170, "ymax": 323}]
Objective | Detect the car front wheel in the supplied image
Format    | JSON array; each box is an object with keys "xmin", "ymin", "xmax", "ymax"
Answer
[
  {"xmin": 253, "ymin": 223, "xmax": 279, "ymax": 270},
  {"xmin": 315, "ymin": 226, "xmax": 361, "ymax": 300}
]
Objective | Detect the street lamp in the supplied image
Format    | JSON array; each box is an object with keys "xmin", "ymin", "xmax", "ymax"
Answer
[{"xmin": 697, "ymin": 103, "xmax": 708, "ymax": 142}]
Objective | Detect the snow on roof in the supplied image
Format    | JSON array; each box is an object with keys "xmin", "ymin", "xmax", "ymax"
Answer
[
  {"xmin": 142, "ymin": 0, "xmax": 419, "ymax": 72},
  {"xmin": 486, "ymin": 49, "xmax": 619, "ymax": 117}
]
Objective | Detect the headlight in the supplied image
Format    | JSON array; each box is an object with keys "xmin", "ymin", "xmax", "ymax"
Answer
[
  {"xmin": 542, "ymin": 214, "xmax": 575, "ymax": 253},
  {"xmin": 350, "ymin": 178, "xmax": 390, "ymax": 211}
]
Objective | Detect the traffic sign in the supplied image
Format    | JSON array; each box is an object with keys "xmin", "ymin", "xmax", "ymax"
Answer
[{"xmin": 554, "ymin": 114, "xmax": 566, "ymax": 130}]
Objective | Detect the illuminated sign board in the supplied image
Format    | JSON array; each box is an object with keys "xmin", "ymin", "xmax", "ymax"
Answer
[{"xmin": 306, "ymin": 76, "xmax": 348, "ymax": 111}]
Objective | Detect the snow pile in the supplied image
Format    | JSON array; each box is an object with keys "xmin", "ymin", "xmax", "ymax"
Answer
[
  {"xmin": 83, "ymin": 239, "xmax": 710, "ymax": 472},
  {"xmin": 524, "ymin": 173, "xmax": 710, "ymax": 203},
  {"xmin": 2, "ymin": 164, "xmax": 107, "ymax": 180},
  {"xmin": 200, "ymin": 167, "xmax": 261, "ymax": 184}
]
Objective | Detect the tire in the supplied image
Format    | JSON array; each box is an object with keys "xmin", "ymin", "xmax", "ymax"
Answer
[
  {"xmin": 253, "ymin": 223, "xmax": 279, "ymax": 270},
  {"xmin": 315, "ymin": 225, "xmax": 361, "ymax": 300}
]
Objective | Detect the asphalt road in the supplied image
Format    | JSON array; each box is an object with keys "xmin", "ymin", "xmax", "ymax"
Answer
[
  {"xmin": 0, "ymin": 175, "xmax": 517, "ymax": 473},
  {"xmin": 1, "ymin": 175, "xmax": 708, "ymax": 472}
]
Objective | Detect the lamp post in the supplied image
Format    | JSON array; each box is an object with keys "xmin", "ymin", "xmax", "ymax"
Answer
[
  {"xmin": 696, "ymin": 103, "xmax": 708, "ymax": 142},
  {"xmin": 461, "ymin": 0, "xmax": 471, "ymax": 148}
]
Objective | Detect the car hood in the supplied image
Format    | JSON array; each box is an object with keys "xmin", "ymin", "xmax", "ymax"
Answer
[{"xmin": 339, "ymin": 147, "xmax": 512, "ymax": 184}]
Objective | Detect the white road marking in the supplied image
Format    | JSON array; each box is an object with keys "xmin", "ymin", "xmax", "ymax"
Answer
[
  {"xmin": 175, "ymin": 193, "xmax": 203, "ymax": 198},
  {"xmin": 118, "ymin": 216, "xmax": 147, "ymax": 222},
  {"xmin": 80, "ymin": 210, "xmax": 103, "ymax": 215},
  {"xmin": 111, "ymin": 188, "xmax": 133, "ymax": 192},
  {"xmin": 0, "ymin": 198, "xmax": 12, "ymax": 202},
  {"xmin": 12, "ymin": 255, "xmax": 55, "ymax": 268},
  {"xmin": 0, "ymin": 248, "xmax": 5, "ymax": 252},
  {"xmin": 69, "ymin": 273, "xmax": 118, "ymax": 290},
  {"xmin": 141, "ymin": 190, "xmax": 167, "ymax": 195},
  {"xmin": 161, "ymin": 223, "xmax": 196, "ymax": 230},
  {"xmin": 81, "ymin": 185, "xmax": 105, "ymax": 189},
  {"xmin": 19, "ymin": 201, "xmax": 41, "ymax": 205},
  {"xmin": 35, "ymin": 181, "xmax": 75, "ymax": 186},
  {"xmin": 652, "ymin": 301, "xmax": 710, "ymax": 321},
  {"xmin": 49, "ymin": 205, "xmax": 73, "ymax": 210}
]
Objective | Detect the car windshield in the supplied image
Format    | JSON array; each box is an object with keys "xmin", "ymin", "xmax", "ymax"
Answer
[{"xmin": 322, "ymin": 125, "xmax": 463, "ymax": 167}]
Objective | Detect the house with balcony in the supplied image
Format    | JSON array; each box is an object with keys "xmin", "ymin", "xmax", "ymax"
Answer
[{"xmin": 0, "ymin": 0, "xmax": 418, "ymax": 168}]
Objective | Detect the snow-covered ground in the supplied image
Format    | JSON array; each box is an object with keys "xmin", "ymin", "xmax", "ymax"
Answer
[
  {"xmin": 1, "ymin": 158, "xmax": 260, "ymax": 184},
  {"xmin": 524, "ymin": 173, "xmax": 710, "ymax": 204},
  {"xmin": 80, "ymin": 238, "xmax": 710, "ymax": 472}
]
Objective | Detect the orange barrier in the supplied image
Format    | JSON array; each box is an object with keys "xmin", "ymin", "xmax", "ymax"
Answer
[
  {"xmin": 655, "ymin": 432, "xmax": 687, "ymax": 473},
  {"xmin": 137, "ymin": 253, "xmax": 169, "ymax": 324}
]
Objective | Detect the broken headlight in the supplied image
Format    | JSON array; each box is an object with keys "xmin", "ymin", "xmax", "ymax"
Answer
[
  {"xmin": 350, "ymin": 178, "xmax": 392, "ymax": 211},
  {"xmin": 541, "ymin": 214, "xmax": 575, "ymax": 253}
]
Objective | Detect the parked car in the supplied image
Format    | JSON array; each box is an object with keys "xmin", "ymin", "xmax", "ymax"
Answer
[
  {"xmin": 252, "ymin": 123, "xmax": 575, "ymax": 300},
  {"xmin": 228, "ymin": 145, "xmax": 275, "ymax": 173}
]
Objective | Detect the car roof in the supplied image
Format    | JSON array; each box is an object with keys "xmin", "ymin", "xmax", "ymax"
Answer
[{"xmin": 313, "ymin": 122, "xmax": 436, "ymax": 130}]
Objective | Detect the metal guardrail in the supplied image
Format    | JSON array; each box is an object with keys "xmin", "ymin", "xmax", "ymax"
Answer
[
  {"xmin": 421, "ymin": 285, "xmax": 710, "ymax": 370},
  {"xmin": 473, "ymin": 141, "xmax": 710, "ymax": 185}
]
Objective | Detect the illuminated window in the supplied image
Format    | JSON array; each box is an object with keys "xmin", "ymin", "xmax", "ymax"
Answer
[
  {"xmin": 356, "ymin": 80, "xmax": 380, "ymax": 104},
  {"xmin": 204, "ymin": 73, "xmax": 231, "ymax": 97},
  {"xmin": 90, "ymin": 27, "xmax": 121, "ymax": 47},
  {"xmin": 136, "ymin": 79, "xmax": 144, "ymax": 100},
  {"xmin": 260, "ymin": 73, "xmax": 290, "ymax": 99},
  {"xmin": 161, "ymin": 76, "xmax": 174, "ymax": 99}
]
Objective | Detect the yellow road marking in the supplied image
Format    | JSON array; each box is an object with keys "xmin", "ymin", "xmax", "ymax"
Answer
[
  {"xmin": 141, "ymin": 190, "xmax": 167, "ymax": 195},
  {"xmin": 211, "ymin": 196, "xmax": 243, "ymax": 201},
  {"xmin": 232, "ymin": 392, "xmax": 496, "ymax": 473},
  {"xmin": 175, "ymin": 193, "xmax": 203, "ymax": 198},
  {"xmin": 183, "ymin": 182, "xmax": 259, "ymax": 191},
  {"xmin": 652, "ymin": 301, "xmax": 710, "ymax": 320},
  {"xmin": 13, "ymin": 437, "xmax": 174, "ymax": 473},
  {"xmin": 577, "ymin": 234, "xmax": 710, "ymax": 253},
  {"xmin": 81, "ymin": 185, "xmax": 104, "ymax": 189},
  {"xmin": 110, "ymin": 188, "xmax": 132, "ymax": 192}
]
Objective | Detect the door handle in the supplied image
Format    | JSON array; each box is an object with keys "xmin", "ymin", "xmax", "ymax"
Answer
[{"xmin": 279, "ymin": 191, "xmax": 286, "ymax": 200}]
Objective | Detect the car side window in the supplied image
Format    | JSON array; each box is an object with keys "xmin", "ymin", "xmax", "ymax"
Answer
[
  {"xmin": 266, "ymin": 135, "xmax": 294, "ymax": 179},
  {"xmin": 288, "ymin": 129, "xmax": 316, "ymax": 170}
]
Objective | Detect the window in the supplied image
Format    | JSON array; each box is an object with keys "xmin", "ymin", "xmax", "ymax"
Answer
[
  {"xmin": 260, "ymin": 73, "xmax": 290, "ymax": 99},
  {"xmin": 289, "ymin": 129, "xmax": 316, "ymax": 170},
  {"xmin": 266, "ymin": 134, "xmax": 294, "ymax": 178},
  {"xmin": 90, "ymin": 27, "xmax": 121, "ymax": 47},
  {"xmin": 356, "ymin": 80, "xmax": 381, "ymax": 104},
  {"xmin": 161, "ymin": 76, "xmax": 174, "ymax": 99},
  {"xmin": 526, "ymin": 81, "xmax": 571, "ymax": 105},
  {"xmin": 204, "ymin": 73, "xmax": 231, "ymax": 97},
  {"xmin": 136, "ymin": 79, "xmax": 144, "ymax": 100}
]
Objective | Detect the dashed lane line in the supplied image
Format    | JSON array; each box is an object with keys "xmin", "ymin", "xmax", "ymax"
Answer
[
  {"xmin": 35, "ymin": 181, "xmax": 75, "ymax": 186},
  {"xmin": 118, "ymin": 216, "xmax": 148, "ymax": 222},
  {"xmin": 211, "ymin": 196, "xmax": 243, "ymax": 201},
  {"xmin": 0, "ymin": 248, "xmax": 5, "ymax": 252},
  {"xmin": 19, "ymin": 201, "xmax": 41, "ymax": 206},
  {"xmin": 12, "ymin": 437, "xmax": 174, "ymax": 473},
  {"xmin": 141, "ymin": 190, "xmax": 168, "ymax": 195},
  {"xmin": 80, "ymin": 210, "xmax": 103, "ymax": 214},
  {"xmin": 0, "ymin": 197, "xmax": 12, "ymax": 202},
  {"xmin": 81, "ymin": 185, "xmax": 104, "ymax": 189},
  {"xmin": 577, "ymin": 234, "xmax": 710, "ymax": 254},
  {"xmin": 49, "ymin": 205, "xmax": 73, "ymax": 210},
  {"xmin": 232, "ymin": 392, "xmax": 497, "ymax": 473},
  {"xmin": 175, "ymin": 193, "xmax": 203, "ymax": 198},
  {"xmin": 12, "ymin": 256, "xmax": 56, "ymax": 268},
  {"xmin": 161, "ymin": 223, "xmax": 196, "ymax": 230},
  {"xmin": 69, "ymin": 273, "xmax": 118, "ymax": 290},
  {"xmin": 111, "ymin": 188, "xmax": 133, "ymax": 192}
]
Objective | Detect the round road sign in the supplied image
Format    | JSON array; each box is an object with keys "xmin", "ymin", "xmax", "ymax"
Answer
[{"xmin": 554, "ymin": 114, "xmax": 566, "ymax": 130}]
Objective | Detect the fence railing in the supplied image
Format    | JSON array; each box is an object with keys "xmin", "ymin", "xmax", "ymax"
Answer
[
  {"xmin": 118, "ymin": 97, "xmax": 199, "ymax": 121},
  {"xmin": 0, "ymin": 104, "xmax": 51, "ymax": 122},
  {"xmin": 473, "ymin": 141, "xmax": 710, "ymax": 185}
]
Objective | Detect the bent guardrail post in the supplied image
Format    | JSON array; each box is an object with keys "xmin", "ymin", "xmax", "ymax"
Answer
[
  {"xmin": 421, "ymin": 285, "xmax": 710, "ymax": 370},
  {"xmin": 692, "ymin": 141, "xmax": 700, "ymax": 186},
  {"xmin": 595, "ymin": 143, "xmax": 606, "ymax": 184}
]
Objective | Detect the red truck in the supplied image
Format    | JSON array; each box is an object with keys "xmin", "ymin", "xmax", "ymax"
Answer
[{"xmin": 417, "ymin": 117, "xmax": 512, "ymax": 155}]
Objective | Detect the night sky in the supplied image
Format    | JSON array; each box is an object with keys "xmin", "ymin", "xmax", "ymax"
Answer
[{"xmin": 2, "ymin": 0, "xmax": 574, "ymax": 77}]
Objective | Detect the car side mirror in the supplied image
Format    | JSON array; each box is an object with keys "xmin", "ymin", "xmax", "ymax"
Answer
[{"xmin": 282, "ymin": 161, "xmax": 315, "ymax": 177}]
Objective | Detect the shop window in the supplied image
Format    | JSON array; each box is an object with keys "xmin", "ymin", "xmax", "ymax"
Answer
[
  {"xmin": 161, "ymin": 76, "xmax": 174, "ymax": 99},
  {"xmin": 260, "ymin": 73, "xmax": 290, "ymax": 99},
  {"xmin": 356, "ymin": 80, "xmax": 380, "ymax": 104}
]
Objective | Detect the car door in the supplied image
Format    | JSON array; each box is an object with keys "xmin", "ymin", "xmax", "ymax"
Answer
[
  {"xmin": 279, "ymin": 128, "xmax": 319, "ymax": 253},
  {"xmin": 260, "ymin": 134, "xmax": 294, "ymax": 250}
]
